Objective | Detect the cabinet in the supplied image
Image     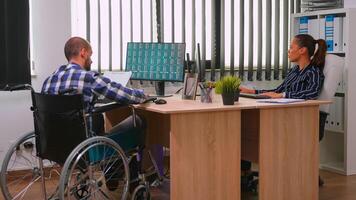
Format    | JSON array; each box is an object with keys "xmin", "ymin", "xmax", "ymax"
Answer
[{"xmin": 291, "ymin": 8, "xmax": 356, "ymax": 175}]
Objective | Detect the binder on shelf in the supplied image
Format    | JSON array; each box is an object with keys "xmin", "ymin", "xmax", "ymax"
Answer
[
  {"xmin": 325, "ymin": 102, "xmax": 333, "ymax": 130},
  {"xmin": 325, "ymin": 114, "xmax": 331, "ymax": 130},
  {"xmin": 334, "ymin": 96, "xmax": 344, "ymax": 132},
  {"xmin": 333, "ymin": 17, "xmax": 344, "ymax": 52},
  {"xmin": 308, "ymin": 18, "xmax": 320, "ymax": 39},
  {"xmin": 343, "ymin": 17, "xmax": 347, "ymax": 49},
  {"xmin": 335, "ymin": 81, "xmax": 343, "ymax": 93},
  {"xmin": 325, "ymin": 15, "xmax": 335, "ymax": 52},
  {"xmin": 336, "ymin": 76, "xmax": 345, "ymax": 93},
  {"xmin": 299, "ymin": 17, "xmax": 309, "ymax": 34},
  {"xmin": 319, "ymin": 18, "xmax": 326, "ymax": 40},
  {"xmin": 328, "ymin": 100, "xmax": 337, "ymax": 130}
]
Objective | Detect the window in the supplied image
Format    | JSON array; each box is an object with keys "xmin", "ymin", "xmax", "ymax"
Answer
[
  {"xmin": 71, "ymin": 0, "xmax": 154, "ymax": 71},
  {"xmin": 72, "ymin": 0, "xmax": 299, "ymax": 80}
]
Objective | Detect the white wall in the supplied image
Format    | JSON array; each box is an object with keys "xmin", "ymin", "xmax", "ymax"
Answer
[
  {"xmin": 345, "ymin": 0, "xmax": 356, "ymax": 8},
  {"xmin": 0, "ymin": 0, "xmax": 71, "ymax": 162}
]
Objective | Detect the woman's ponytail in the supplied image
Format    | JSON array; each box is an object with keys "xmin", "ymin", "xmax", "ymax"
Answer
[
  {"xmin": 310, "ymin": 39, "xmax": 327, "ymax": 69},
  {"xmin": 295, "ymin": 34, "xmax": 327, "ymax": 69}
]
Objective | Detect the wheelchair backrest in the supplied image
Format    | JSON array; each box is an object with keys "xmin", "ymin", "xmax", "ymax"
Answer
[{"xmin": 33, "ymin": 93, "xmax": 88, "ymax": 164}]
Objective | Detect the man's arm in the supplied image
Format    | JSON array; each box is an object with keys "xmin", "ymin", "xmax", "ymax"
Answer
[{"xmin": 90, "ymin": 72, "xmax": 147, "ymax": 104}]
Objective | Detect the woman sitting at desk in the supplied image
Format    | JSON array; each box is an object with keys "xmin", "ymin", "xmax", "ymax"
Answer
[{"xmin": 240, "ymin": 34, "xmax": 327, "ymax": 99}]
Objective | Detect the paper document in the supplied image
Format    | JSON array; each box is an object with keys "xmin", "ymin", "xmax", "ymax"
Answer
[
  {"xmin": 256, "ymin": 98, "xmax": 305, "ymax": 104},
  {"xmin": 103, "ymin": 71, "xmax": 132, "ymax": 86}
]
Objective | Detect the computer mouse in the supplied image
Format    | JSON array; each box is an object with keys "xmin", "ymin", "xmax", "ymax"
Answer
[{"xmin": 154, "ymin": 99, "xmax": 167, "ymax": 104}]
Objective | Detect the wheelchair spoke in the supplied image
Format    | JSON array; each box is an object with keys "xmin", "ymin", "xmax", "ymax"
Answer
[
  {"xmin": 59, "ymin": 137, "xmax": 130, "ymax": 200},
  {"xmin": 68, "ymin": 172, "xmax": 89, "ymax": 190},
  {"xmin": 1, "ymin": 133, "xmax": 60, "ymax": 200},
  {"xmin": 103, "ymin": 168, "xmax": 123, "ymax": 186},
  {"xmin": 47, "ymin": 185, "xmax": 60, "ymax": 200},
  {"xmin": 7, "ymin": 173, "xmax": 38, "ymax": 187},
  {"xmin": 12, "ymin": 176, "xmax": 41, "ymax": 200},
  {"xmin": 94, "ymin": 188, "xmax": 111, "ymax": 200},
  {"xmin": 102, "ymin": 156, "xmax": 122, "ymax": 175},
  {"xmin": 72, "ymin": 155, "xmax": 90, "ymax": 173}
]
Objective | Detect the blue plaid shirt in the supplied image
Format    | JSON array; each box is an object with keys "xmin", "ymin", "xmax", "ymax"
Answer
[
  {"xmin": 256, "ymin": 65, "xmax": 324, "ymax": 99},
  {"xmin": 42, "ymin": 63, "xmax": 147, "ymax": 110}
]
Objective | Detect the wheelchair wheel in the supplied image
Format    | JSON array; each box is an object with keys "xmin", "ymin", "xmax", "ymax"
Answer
[
  {"xmin": 59, "ymin": 136, "xmax": 130, "ymax": 200},
  {"xmin": 0, "ymin": 132, "xmax": 61, "ymax": 200},
  {"xmin": 131, "ymin": 184, "xmax": 151, "ymax": 200}
]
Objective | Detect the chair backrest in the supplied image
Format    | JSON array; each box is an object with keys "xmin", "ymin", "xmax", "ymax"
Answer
[
  {"xmin": 33, "ymin": 93, "xmax": 88, "ymax": 164},
  {"xmin": 318, "ymin": 54, "xmax": 345, "ymax": 113}
]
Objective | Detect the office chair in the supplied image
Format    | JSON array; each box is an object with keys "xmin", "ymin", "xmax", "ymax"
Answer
[{"xmin": 317, "ymin": 54, "xmax": 345, "ymax": 186}]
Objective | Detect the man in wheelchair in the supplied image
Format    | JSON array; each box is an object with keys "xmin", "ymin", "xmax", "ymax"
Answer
[
  {"xmin": 1, "ymin": 37, "xmax": 158, "ymax": 200},
  {"xmin": 40, "ymin": 37, "xmax": 153, "ymax": 198},
  {"xmin": 42, "ymin": 36, "xmax": 148, "ymax": 127}
]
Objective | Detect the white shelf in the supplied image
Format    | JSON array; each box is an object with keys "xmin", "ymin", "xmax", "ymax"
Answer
[
  {"xmin": 292, "ymin": 8, "xmax": 351, "ymax": 18},
  {"xmin": 327, "ymin": 51, "xmax": 346, "ymax": 54},
  {"xmin": 292, "ymin": 8, "xmax": 356, "ymax": 175},
  {"xmin": 325, "ymin": 129, "xmax": 344, "ymax": 134}
]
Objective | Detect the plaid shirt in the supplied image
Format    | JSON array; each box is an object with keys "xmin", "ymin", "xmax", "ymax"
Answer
[{"xmin": 42, "ymin": 63, "xmax": 147, "ymax": 110}]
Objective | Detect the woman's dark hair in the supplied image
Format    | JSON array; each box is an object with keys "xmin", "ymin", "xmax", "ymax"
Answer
[{"xmin": 294, "ymin": 34, "xmax": 327, "ymax": 69}]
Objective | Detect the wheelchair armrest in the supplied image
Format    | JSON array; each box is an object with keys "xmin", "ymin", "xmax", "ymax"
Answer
[
  {"xmin": 92, "ymin": 101, "xmax": 146, "ymax": 128},
  {"xmin": 91, "ymin": 103, "xmax": 138, "ymax": 127},
  {"xmin": 92, "ymin": 96, "xmax": 156, "ymax": 115},
  {"xmin": 92, "ymin": 102, "xmax": 129, "ymax": 114}
]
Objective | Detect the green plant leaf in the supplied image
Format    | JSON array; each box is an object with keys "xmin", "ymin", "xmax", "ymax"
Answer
[{"xmin": 214, "ymin": 75, "xmax": 241, "ymax": 94}]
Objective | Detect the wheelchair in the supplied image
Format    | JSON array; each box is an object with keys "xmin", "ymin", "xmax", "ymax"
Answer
[{"xmin": 0, "ymin": 84, "xmax": 162, "ymax": 200}]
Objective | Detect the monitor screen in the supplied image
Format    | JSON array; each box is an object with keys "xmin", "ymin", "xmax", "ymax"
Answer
[{"xmin": 125, "ymin": 42, "xmax": 186, "ymax": 82}]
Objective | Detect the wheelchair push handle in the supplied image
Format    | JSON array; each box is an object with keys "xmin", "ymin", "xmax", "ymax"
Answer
[
  {"xmin": 91, "ymin": 102, "xmax": 128, "ymax": 114},
  {"xmin": 7, "ymin": 84, "xmax": 34, "ymax": 92},
  {"xmin": 58, "ymin": 88, "xmax": 77, "ymax": 95}
]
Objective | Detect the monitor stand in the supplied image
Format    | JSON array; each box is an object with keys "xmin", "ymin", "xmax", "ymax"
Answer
[{"xmin": 153, "ymin": 81, "xmax": 173, "ymax": 98}]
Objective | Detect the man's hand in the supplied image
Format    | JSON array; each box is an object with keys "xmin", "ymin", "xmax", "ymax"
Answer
[{"xmin": 260, "ymin": 92, "xmax": 283, "ymax": 99}]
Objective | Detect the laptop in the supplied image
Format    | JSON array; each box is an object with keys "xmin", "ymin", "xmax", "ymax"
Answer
[
  {"xmin": 103, "ymin": 71, "xmax": 132, "ymax": 86},
  {"xmin": 95, "ymin": 71, "xmax": 133, "ymax": 104},
  {"xmin": 239, "ymin": 93, "xmax": 271, "ymax": 99}
]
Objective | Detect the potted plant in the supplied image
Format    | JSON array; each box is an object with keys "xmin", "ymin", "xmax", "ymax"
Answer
[{"xmin": 215, "ymin": 75, "xmax": 241, "ymax": 105}]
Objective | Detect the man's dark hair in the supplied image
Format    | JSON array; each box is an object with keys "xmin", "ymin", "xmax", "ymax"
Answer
[{"xmin": 64, "ymin": 37, "xmax": 91, "ymax": 61}]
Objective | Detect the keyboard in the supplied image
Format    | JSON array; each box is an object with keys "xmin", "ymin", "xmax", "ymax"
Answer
[{"xmin": 239, "ymin": 93, "xmax": 271, "ymax": 99}]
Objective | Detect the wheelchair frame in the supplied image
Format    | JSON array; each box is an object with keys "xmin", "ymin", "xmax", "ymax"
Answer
[{"xmin": 0, "ymin": 84, "xmax": 162, "ymax": 200}]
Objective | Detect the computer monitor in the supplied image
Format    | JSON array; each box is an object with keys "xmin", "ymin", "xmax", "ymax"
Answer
[{"xmin": 125, "ymin": 42, "xmax": 186, "ymax": 96}]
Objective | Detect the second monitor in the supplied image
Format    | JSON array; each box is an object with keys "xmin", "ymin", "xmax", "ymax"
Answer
[{"xmin": 125, "ymin": 42, "xmax": 186, "ymax": 96}]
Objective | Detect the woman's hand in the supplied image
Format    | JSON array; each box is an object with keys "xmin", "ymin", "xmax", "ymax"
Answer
[
  {"xmin": 239, "ymin": 86, "xmax": 255, "ymax": 94},
  {"xmin": 261, "ymin": 92, "xmax": 283, "ymax": 99}
]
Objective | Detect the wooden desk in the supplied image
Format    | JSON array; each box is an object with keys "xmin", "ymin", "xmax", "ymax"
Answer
[
  {"xmin": 241, "ymin": 98, "xmax": 324, "ymax": 200},
  {"xmin": 105, "ymin": 96, "xmax": 329, "ymax": 200}
]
